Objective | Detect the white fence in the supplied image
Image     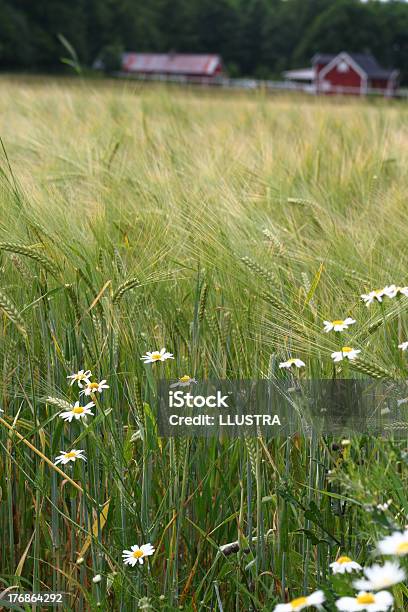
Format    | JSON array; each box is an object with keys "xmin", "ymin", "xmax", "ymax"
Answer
[{"xmin": 115, "ymin": 71, "xmax": 407, "ymax": 98}]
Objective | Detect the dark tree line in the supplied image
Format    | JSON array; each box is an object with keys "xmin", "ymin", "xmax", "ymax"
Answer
[{"xmin": 2, "ymin": 0, "xmax": 408, "ymax": 80}]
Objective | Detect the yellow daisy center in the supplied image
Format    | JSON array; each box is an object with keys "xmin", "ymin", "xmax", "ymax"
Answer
[
  {"xmin": 333, "ymin": 320, "xmax": 344, "ymax": 325},
  {"xmin": 396, "ymin": 541, "xmax": 408, "ymax": 554},
  {"xmin": 151, "ymin": 352, "xmax": 162, "ymax": 361},
  {"xmin": 374, "ymin": 289, "xmax": 383, "ymax": 295},
  {"xmin": 356, "ymin": 593, "xmax": 375, "ymax": 604},
  {"xmin": 72, "ymin": 406, "xmax": 84, "ymax": 414},
  {"xmin": 76, "ymin": 373, "xmax": 86, "ymax": 380},
  {"xmin": 132, "ymin": 549, "xmax": 144, "ymax": 559},
  {"xmin": 65, "ymin": 451, "xmax": 77, "ymax": 459},
  {"xmin": 290, "ymin": 596, "xmax": 307, "ymax": 608},
  {"xmin": 88, "ymin": 382, "xmax": 99, "ymax": 390},
  {"xmin": 337, "ymin": 556, "xmax": 352, "ymax": 564},
  {"xmin": 341, "ymin": 347, "xmax": 352, "ymax": 353},
  {"xmin": 179, "ymin": 375, "xmax": 191, "ymax": 383}
]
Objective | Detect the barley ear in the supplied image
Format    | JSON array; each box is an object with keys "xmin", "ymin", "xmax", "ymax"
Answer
[
  {"xmin": 112, "ymin": 277, "xmax": 140, "ymax": 304},
  {"xmin": 350, "ymin": 358, "xmax": 395, "ymax": 380},
  {"xmin": 241, "ymin": 256, "xmax": 278, "ymax": 285},
  {"xmin": 0, "ymin": 242, "xmax": 59, "ymax": 277},
  {"xmin": 245, "ymin": 436, "xmax": 257, "ymax": 477},
  {"xmin": 0, "ymin": 288, "xmax": 27, "ymax": 338},
  {"xmin": 46, "ymin": 397, "xmax": 73, "ymax": 411}
]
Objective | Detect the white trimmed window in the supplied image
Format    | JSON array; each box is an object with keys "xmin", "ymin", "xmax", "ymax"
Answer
[{"xmin": 337, "ymin": 60, "xmax": 349, "ymax": 73}]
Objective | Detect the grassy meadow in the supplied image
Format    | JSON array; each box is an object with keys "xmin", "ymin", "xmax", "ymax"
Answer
[{"xmin": 1, "ymin": 77, "xmax": 408, "ymax": 610}]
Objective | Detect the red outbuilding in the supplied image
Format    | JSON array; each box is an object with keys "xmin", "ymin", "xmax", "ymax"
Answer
[
  {"xmin": 121, "ymin": 53, "xmax": 223, "ymax": 80},
  {"xmin": 312, "ymin": 52, "xmax": 399, "ymax": 96}
]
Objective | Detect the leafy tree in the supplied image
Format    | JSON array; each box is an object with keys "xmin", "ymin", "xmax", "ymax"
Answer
[
  {"xmin": 239, "ymin": 0, "xmax": 270, "ymax": 75},
  {"xmin": 99, "ymin": 42, "xmax": 124, "ymax": 73},
  {"xmin": 157, "ymin": 0, "xmax": 199, "ymax": 52},
  {"xmin": 0, "ymin": 2, "xmax": 32, "ymax": 68},
  {"xmin": 0, "ymin": 0, "xmax": 407, "ymax": 80},
  {"xmin": 194, "ymin": 0, "xmax": 242, "ymax": 66},
  {"xmin": 14, "ymin": 0, "xmax": 87, "ymax": 69},
  {"xmin": 294, "ymin": 0, "xmax": 381, "ymax": 65}
]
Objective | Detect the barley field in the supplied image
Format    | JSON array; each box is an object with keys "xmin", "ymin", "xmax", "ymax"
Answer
[{"xmin": 1, "ymin": 77, "xmax": 408, "ymax": 611}]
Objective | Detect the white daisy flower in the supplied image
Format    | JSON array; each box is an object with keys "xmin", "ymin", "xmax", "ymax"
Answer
[
  {"xmin": 170, "ymin": 375, "xmax": 197, "ymax": 388},
  {"xmin": 141, "ymin": 348, "xmax": 174, "ymax": 363},
  {"xmin": 383, "ymin": 285, "xmax": 408, "ymax": 298},
  {"xmin": 273, "ymin": 591, "xmax": 325, "ymax": 611},
  {"xmin": 67, "ymin": 369, "xmax": 91, "ymax": 388},
  {"xmin": 382, "ymin": 285, "xmax": 397, "ymax": 298},
  {"xmin": 398, "ymin": 341, "xmax": 408, "ymax": 351},
  {"xmin": 80, "ymin": 379, "xmax": 110, "ymax": 396},
  {"xmin": 353, "ymin": 561, "xmax": 406, "ymax": 591},
  {"xmin": 361, "ymin": 290, "xmax": 385, "ymax": 306},
  {"xmin": 59, "ymin": 401, "xmax": 95, "ymax": 423},
  {"xmin": 279, "ymin": 358, "xmax": 306, "ymax": 369},
  {"xmin": 323, "ymin": 318, "xmax": 356, "ymax": 333},
  {"xmin": 335, "ymin": 591, "xmax": 393, "ymax": 611},
  {"xmin": 377, "ymin": 529, "xmax": 408, "ymax": 556},
  {"xmin": 376, "ymin": 500, "xmax": 392, "ymax": 511},
  {"xmin": 330, "ymin": 555, "xmax": 362, "ymax": 574},
  {"xmin": 54, "ymin": 449, "xmax": 86, "ymax": 465},
  {"xmin": 331, "ymin": 347, "xmax": 360, "ymax": 362},
  {"xmin": 122, "ymin": 543, "xmax": 155, "ymax": 566}
]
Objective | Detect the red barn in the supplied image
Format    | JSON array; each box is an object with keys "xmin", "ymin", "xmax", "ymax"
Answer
[
  {"xmin": 121, "ymin": 53, "xmax": 223, "ymax": 79},
  {"xmin": 312, "ymin": 52, "xmax": 399, "ymax": 96}
]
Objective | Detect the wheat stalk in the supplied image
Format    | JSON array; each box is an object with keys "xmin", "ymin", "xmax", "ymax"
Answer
[
  {"xmin": 134, "ymin": 381, "xmax": 145, "ymax": 426},
  {"xmin": 10, "ymin": 255, "xmax": 32, "ymax": 281},
  {"xmin": 350, "ymin": 359, "xmax": 395, "ymax": 380},
  {"xmin": 241, "ymin": 256, "xmax": 278, "ymax": 285},
  {"xmin": 245, "ymin": 436, "xmax": 257, "ymax": 477},
  {"xmin": 46, "ymin": 396, "xmax": 72, "ymax": 412},
  {"xmin": 0, "ymin": 288, "xmax": 27, "ymax": 337},
  {"xmin": 64, "ymin": 284, "xmax": 81, "ymax": 323},
  {"xmin": 260, "ymin": 290, "xmax": 294, "ymax": 318},
  {"xmin": 0, "ymin": 242, "xmax": 58, "ymax": 277},
  {"xmin": 198, "ymin": 283, "xmax": 208, "ymax": 323},
  {"xmin": 263, "ymin": 228, "xmax": 285, "ymax": 255},
  {"xmin": 113, "ymin": 247, "xmax": 126, "ymax": 276},
  {"xmin": 176, "ymin": 437, "xmax": 189, "ymax": 470},
  {"xmin": 112, "ymin": 277, "xmax": 140, "ymax": 304},
  {"xmin": 287, "ymin": 197, "xmax": 315, "ymax": 206}
]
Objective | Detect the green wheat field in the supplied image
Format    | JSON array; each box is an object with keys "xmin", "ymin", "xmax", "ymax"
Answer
[{"xmin": 1, "ymin": 77, "xmax": 408, "ymax": 611}]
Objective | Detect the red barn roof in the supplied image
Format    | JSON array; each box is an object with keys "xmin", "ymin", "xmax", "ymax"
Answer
[
  {"xmin": 313, "ymin": 51, "xmax": 399, "ymax": 95},
  {"xmin": 313, "ymin": 52, "xmax": 396, "ymax": 79},
  {"xmin": 121, "ymin": 53, "xmax": 223, "ymax": 76}
]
